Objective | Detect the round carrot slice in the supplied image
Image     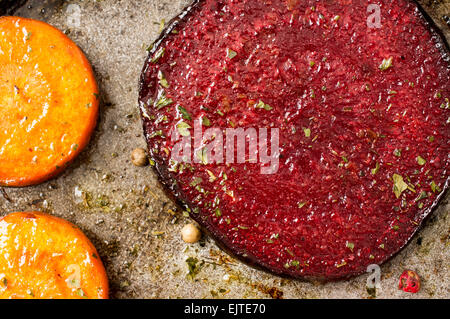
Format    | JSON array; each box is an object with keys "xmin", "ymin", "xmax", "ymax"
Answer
[
  {"xmin": 0, "ymin": 16, "xmax": 99, "ymax": 187},
  {"xmin": 0, "ymin": 212, "xmax": 108, "ymax": 299}
]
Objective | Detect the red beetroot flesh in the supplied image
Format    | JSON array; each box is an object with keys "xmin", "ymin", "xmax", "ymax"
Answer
[{"xmin": 139, "ymin": 0, "xmax": 450, "ymax": 279}]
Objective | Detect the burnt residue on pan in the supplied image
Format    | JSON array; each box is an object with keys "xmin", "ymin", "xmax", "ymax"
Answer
[
  {"xmin": 0, "ymin": 0, "xmax": 27, "ymax": 15},
  {"xmin": 0, "ymin": 0, "xmax": 63, "ymax": 19}
]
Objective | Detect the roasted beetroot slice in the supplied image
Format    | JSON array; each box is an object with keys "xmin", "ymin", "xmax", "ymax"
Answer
[{"xmin": 139, "ymin": 0, "xmax": 449, "ymax": 280}]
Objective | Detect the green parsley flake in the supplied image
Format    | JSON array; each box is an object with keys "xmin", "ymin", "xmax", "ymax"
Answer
[
  {"xmin": 77, "ymin": 289, "xmax": 86, "ymax": 297},
  {"xmin": 202, "ymin": 116, "xmax": 211, "ymax": 127},
  {"xmin": 393, "ymin": 149, "xmax": 402, "ymax": 157},
  {"xmin": 186, "ymin": 257, "xmax": 202, "ymax": 280},
  {"xmin": 303, "ymin": 128, "xmax": 311, "ymax": 138},
  {"xmin": 416, "ymin": 156, "xmax": 426, "ymax": 166},
  {"xmin": 440, "ymin": 98, "xmax": 449, "ymax": 109},
  {"xmin": 154, "ymin": 94, "xmax": 173, "ymax": 110},
  {"xmin": 430, "ymin": 181, "xmax": 441, "ymax": 193},
  {"xmin": 178, "ymin": 106, "xmax": 191, "ymax": 120},
  {"xmin": 158, "ymin": 70, "xmax": 169, "ymax": 88},
  {"xmin": 190, "ymin": 177, "xmax": 203, "ymax": 187},
  {"xmin": 196, "ymin": 148, "xmax": 208, "ymax": 165},
  {"xmin": 151, "ymin": 48, "xmax": 165, "ymax": 63},
  {"xmin": 285, "ymin": 248, "xmax": 295, "ymax": 257},
  {"xmin": 415, "ymin": 191, "xmax": 427, "ymax": 202},
  {"xmin": 255, "ymin": 100, "xmax": 273, "ymax": 111},
  {"xmin": 297, "ymin": 201, "xmax": 307, "ymax": 208},
  {"xmin": 149, "ymin": 130, "xmax": 163, "ymax": 138},
  {"xmin": 177, "ymin": 121, "xmax": 191, "ymax": 137},
  {"xmin": 392, "ymin": 174, "xmax": 409, "ymax": 198},
  {"xmin": 379, "ymin": 57, "xmax": 393, "ymax": 71},
  {"xmin": 346, "ymin": 242, "xmax": 354, "ymax": 252},
  {"xmin": 226, "ymin": 48, "xmax": 237, "ymax": 59},
  {"xmin": 371, "ymin": 162, "xmax": 380, "ymax": 175},
  {"xmin": 207, "ymin": 170, "xmax": 217, "ymax": 182}
]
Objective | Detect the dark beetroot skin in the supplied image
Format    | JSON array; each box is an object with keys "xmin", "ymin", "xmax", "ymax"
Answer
[{"xmin": 139, "ymin": 0, "xmax": 449, "ymax": 280}]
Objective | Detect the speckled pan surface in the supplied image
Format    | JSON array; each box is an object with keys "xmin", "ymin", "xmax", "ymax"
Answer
[{"xmin": 0, "ymin": 0, "xmax": 449, "ymax": 298}]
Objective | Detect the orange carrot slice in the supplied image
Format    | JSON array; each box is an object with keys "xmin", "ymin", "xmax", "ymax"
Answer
[
  {"xmin": 0, "ymin": 16, "xmax": 99, "ymax": 187},
  {"xmin": 0, "ymin": 212, "xmax": 108, "ymax": 299}
]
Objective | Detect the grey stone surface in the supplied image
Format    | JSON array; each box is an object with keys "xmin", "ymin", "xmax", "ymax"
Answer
[{"xmin": 1, "ymin": 0, "xmax": 448, "ymax": 299}]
